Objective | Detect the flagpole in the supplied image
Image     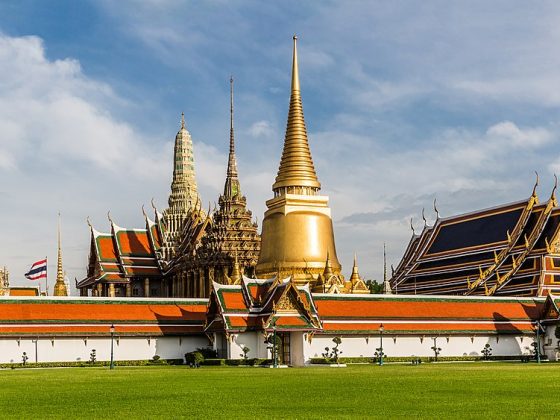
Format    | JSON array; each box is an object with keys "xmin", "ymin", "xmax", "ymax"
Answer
[{"xmin": 45, "ymin": 255, "xmax": 48, "ymax": 296}]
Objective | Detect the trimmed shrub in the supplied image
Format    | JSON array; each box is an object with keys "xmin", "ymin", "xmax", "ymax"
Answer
[{"xmin": 185, "ymin": 351, "xmax": 204, "ymax": 367}]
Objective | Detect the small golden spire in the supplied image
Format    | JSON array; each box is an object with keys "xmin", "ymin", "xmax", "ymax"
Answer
[
  {"xmin": 229, "ymin": 251, "xmax": 242, "ymax": 285},
  {"xmin": 273, "ymin": 35, "xmax": 321, "ymax": 193},
  {"xmin": 349, "ymin": 253, "xmax": 360, "ymax": 282},
  {"xmin": 323, "ymin": 251, "xmax": 333, "ymax": 278},
  {"xmin": 181, "ymin": 112, "xmax": 185, "ymax": 129},
  {"xmin": 54, "ymin": 212, "xmax": 68, "ymax": 296}
]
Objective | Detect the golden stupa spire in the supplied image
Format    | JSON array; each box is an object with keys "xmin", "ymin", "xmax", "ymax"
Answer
[
  {"xmin": 273, "ymin": 35, "xmax": 321, "ymax": 194},
  {"xmin": 53, "ymin": 212, "xmax": 68, "ymax": 296}
]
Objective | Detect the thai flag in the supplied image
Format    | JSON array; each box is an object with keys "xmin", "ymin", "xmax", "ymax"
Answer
[{"xmin": 25, "ymin": 258, "xmax": 47, "ymax": 281}]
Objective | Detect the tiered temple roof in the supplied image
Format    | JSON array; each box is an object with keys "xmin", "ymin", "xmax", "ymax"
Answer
[
  {"xmin": 205, "ymin": 276, "xmax": 321, "ymax": 333},
  {"xmin": 391, "ymin": 178, "xmax": 560, "ymax": 297},
  {"xmin": 77, "ymin": 211, "xmax": 164, "ymax": 293},
  {"xmin": 0, "ymin": 297, "xmax": 206, "ymax": 337},
  {"xmin": 1, "ymin": 289, "xmax": 553, "ymax": 339},
  {"xmin": 205, "ymin": 277, "xmax": 544, "ymax": 335}
]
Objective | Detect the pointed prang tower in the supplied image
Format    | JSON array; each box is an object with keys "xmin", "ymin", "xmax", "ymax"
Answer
[
  {"xmin": 53, "ymin": 213, "xmax": 69, "ymax": 296},
  {"xmin": 256, "ymin": 36, "xmax": 341, "ymax": 286},
  {"xmin": 161, "ymin": 113, "xmax": 202, "ymax": 261}
]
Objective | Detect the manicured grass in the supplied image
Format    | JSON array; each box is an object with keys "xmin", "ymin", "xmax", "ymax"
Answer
[{"xmin": 1, "ymin": 363, "xmax": 559, "ymax": 418}]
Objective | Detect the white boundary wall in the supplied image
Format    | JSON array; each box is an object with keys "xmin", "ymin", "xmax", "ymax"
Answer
[
  {"xmin": 304, "ymin": 334, "xmax": 535, "ymax": 361},
  {"xmin": 222, "ymin": 331, "xmax": 540, "ymax": 366},
  {"xmin": 0, "ymin": 336, "xmax": 209, "ymax": 364}
]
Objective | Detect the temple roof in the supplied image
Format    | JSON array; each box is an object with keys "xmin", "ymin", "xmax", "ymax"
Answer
[
  {"xmin": 391, "ymin": 181, "xmax": 560, "ymax": 297},
  {"xmin": 205, "ymin": 276, "xmax": 320, "ymax": 332},
  {"xmin": 78, "ymin": 213, "xmax": 164, "ymax": 288},
  {"xmin": 0, "ymin": 297, "xmax": 206, "ymax": 336}
]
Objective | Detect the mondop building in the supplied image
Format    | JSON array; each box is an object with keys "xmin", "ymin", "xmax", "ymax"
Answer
[{"xmin": 1, "ymin": 38, "xmax": 560, "ymax": 366}]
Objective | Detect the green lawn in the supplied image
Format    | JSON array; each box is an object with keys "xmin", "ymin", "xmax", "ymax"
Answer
[{"xmin": 1, "ymin": 363, "xmax": 558, "ymax": 418}]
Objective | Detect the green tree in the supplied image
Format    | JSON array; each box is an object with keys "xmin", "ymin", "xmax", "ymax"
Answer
[
  {"xmin": 365, "ymin": 280, "xmax": 383, "ymax": 294},
  {"xmin": 481, "ymin": 344, "xmax": 492, "ymax": 361}
]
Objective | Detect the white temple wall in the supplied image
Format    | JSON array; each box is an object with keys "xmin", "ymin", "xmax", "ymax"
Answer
[
  {"xmin": 543, "ymin": 323, "xmax": 559, "ymax": 361},
  {"xmin": 229, "ymin": 332, "xmax": 267, "ymax": 359},
  {"xmin": 304, "ymin": 334, "xmax": 535, "ymax": 362},
  {"xmin": 0, "ymin": 335, "xmax": 208, "ymax": 364}
]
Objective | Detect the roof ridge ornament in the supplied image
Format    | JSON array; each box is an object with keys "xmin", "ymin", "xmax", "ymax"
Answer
[
  {"xmin": 433, "ymin": 198, "xmax": 440, "ymax": 220},
  {"xmin": 422, "ymin": 208, "xmax": 427, "ymax": 227},
  {"xmin": 410, "ymin": 218, "xmax": 416, "ymax": 236},
  {"xmin": 551, "ymin": 174, "xmax": 558, "ymax": 205},
  {"xmin": 532, "ymin": 171, "xmax": 539, "ymax": 197}
]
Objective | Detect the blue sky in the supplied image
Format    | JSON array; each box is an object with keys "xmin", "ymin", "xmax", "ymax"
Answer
[{"xmin": 2, "ymin": 1, "xmax": 560, "ymax": 290}]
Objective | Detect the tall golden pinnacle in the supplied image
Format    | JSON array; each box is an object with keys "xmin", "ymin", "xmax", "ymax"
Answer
[
  {"xmin": 273, "ymin": 35, "xmax": 321, "ymax": 193},
  {"xmin": 53, "ymin": 213, "xmax": 68, "ymax": 296},
  {"xmin": 256, "ymin": 36, "xmax": 341, "ymax": 284}
]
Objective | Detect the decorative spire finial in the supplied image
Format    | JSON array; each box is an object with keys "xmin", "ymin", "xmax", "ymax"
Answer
[
  {"xmin": 433, "ymin": 198, "xmax": 440, "ymax": 220},
  {"xmin": 422, "ymin": 208, "xmax": 427, "ymax": 227},
  {"xmin": 181, "ymin": 112, "xmax": 185, "ymax": 129}
]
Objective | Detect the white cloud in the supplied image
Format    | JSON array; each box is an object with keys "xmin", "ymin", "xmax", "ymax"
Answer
[{"xmin": 248, "ymin": 120, "xmax": 274, "ymax": 138}]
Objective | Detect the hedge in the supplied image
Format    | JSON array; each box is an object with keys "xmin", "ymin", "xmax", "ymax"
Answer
[
  {"xmin": 0, "ymin": 358, "xmax": 184, "ymax": 369},
  {"xmin": 309, "ymin": 355, "xmax": 546, "ymax": 364},
  {"xmin": 202, "ymin": 358, "xmax": 271, "ymax": 366}
]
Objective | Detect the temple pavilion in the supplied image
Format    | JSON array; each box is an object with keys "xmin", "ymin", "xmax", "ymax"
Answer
[{"xmin": 391, "ymin": 176, "xmax": 560, "ymax": 297}]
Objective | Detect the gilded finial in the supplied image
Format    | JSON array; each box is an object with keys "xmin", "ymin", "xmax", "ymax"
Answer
[
  {"xmin": 181, "ymin": 112, "xmax": 185, "ymax": 129},
  {"xmin": 552, "ymin": 174, "xmax": 558, "ymax": 203},
  {"xmin": 410, "ymin": 218, "xmax": 416, "ymax": 236},
  {"xmin": 422, "ymin": 208, "xmax": 427, "ymax": 227}
]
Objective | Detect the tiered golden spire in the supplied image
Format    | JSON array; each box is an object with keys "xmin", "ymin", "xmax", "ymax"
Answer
[
  {"xmin": 349, "ymin": 253, "xmax": 361, "ymax": 282},
  {"xmin": 224, "ymin": 77, "xmax": 241, "ymax": 198},
  {"xmin": 273, "ymin": 35, "xmax": 321, "ymax": 194},
  {"xmin": 53, "ymin": 213, "xmax": 68, "ymax": 296}
]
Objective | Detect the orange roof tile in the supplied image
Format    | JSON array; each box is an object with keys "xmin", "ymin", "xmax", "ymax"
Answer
[
  {"xmin": 116, "ymin": 230, "xmax": 152, "ymax": 256},
  {"xmin": 314, "ymin": 296, "xmax": 542, "ymax": 321},
  {"xmin": 9, "ymin": 288, "xmax": 39, "ymax": 296}
]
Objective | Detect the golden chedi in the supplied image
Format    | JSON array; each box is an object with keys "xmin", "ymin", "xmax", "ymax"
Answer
[{"xmin": 256, "ymin": 36, "xmax": 341, "ymax": 287}]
